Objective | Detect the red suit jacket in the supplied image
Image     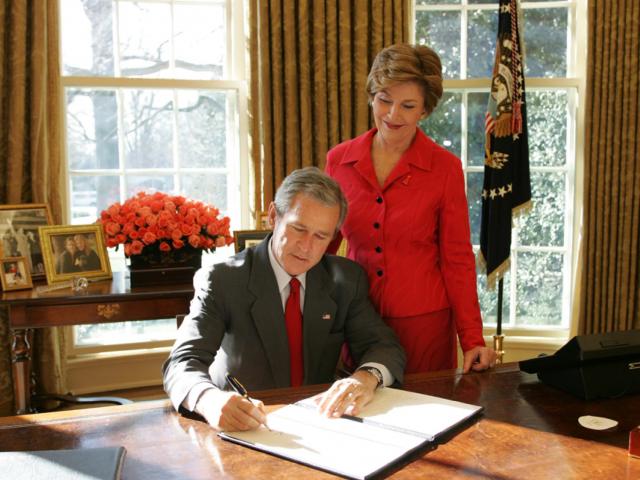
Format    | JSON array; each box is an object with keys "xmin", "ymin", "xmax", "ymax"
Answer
[{"xmin": 326, "ymin": 128, "xmax": 485, "ymax": 358}]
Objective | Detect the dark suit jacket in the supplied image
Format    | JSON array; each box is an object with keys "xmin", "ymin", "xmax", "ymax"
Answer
[{"xmin": 163, "ymin": 235, "xmax": 406, "ymax": 411}]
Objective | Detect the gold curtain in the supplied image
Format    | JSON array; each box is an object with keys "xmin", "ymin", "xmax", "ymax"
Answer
[
  {"xmin": 0, "ymin": 0, "xmax": 67, "ymax": 414},
  {"xmin": 248, "ymin": 0, "xmax": 409, "ymax": 213},
  {"xmin": 580, "ymin": 0, "xmax": 640, "ymax": 333}
]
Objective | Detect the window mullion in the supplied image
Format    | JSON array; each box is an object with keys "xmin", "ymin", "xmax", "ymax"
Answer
[{"xmin": 117, "ymin": 88, "xmax": 126, "ymax": 201}]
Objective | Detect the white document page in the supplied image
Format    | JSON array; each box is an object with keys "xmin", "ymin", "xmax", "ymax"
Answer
[
  {"xmin": 224, "ymin": 403, "xmax": 426, "ymax": 480},
  {"xmin": 221, "ymin": 388, "xmax": 483, "ymax": 479},
  {"xmin": 350, "ymin": 387, "xmax": 483, "ymax": 440}
]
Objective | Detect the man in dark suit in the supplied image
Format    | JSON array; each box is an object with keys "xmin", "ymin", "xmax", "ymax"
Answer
[{"xmin": 163, "ymin": 167, "xmax": 405, "ymax": 431}]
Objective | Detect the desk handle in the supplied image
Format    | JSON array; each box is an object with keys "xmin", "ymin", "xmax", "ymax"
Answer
[
  {"xmin": 97, "ymin": 304, "xmax": 121, "ymax": 319},
  {"xmin": 629, "ymin": 362, "xmax": 640, "ymax": 370}
]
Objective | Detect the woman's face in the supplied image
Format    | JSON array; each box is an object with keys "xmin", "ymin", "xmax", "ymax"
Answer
[
  {"xmin": 74, "ymin": 235, "xmax": 86, "ymax": 251},
  {"xmin": 372, "ymin": 81, "xmax": 426, "ymax": 146}
]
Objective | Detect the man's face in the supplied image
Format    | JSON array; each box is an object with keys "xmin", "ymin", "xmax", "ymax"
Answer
[
  {"xmin": 65, "ymin": 239, "xmax": 76, "ymax": 254},
  {"xmin": 268, "ymin": 193, "xmax": 339, "ymax": 276}
]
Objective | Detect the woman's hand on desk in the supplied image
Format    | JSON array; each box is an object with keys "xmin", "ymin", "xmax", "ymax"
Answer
[
  {"xmin": 462, "ymin": 346, "xmax": 497, "ymax": 373},
  {"xmin": 314, "ymin": 370, "xmax": 377, "ymax": 418},
  {"xmin": 195, "ymin": 389, "xmax": 267, "ymax": 431}
]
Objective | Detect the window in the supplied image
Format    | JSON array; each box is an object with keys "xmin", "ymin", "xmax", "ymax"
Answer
[
  {"xmin": 413, "ymin": 0, "xmax": 584, "ymax": 332},
  {"xmin": 60, "ymin": 0, "xmax": 247, "ymax": 351}
]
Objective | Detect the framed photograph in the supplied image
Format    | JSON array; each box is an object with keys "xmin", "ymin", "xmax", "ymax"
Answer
[
  {"xmin": 0, "ymin": 256, "xmax": 33, "ymax": 291},
  {"xmin": 0, "ymin": 204, "xmax": 52, "ymax": 280},
  {"xmin": 255, "ymin": 210, "xmax": 271, "ymax": 230},
  {"xmin": 39, "ymin": 224, "xmax": 112, "ymax": 284},
  {"xmin": 234, "ymin": 229, "xmax": 271, "ymax": 253}
]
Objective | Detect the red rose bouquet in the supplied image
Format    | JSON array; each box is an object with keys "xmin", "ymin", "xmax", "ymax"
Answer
[{"xmin": 98, "ymin": 191, "xmax": 233, "ymax": 257}]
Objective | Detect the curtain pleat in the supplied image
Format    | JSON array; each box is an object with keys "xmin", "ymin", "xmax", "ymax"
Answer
[
  {"xmin": 580, "ymin": 0, "xmax": 640, "ymax": 333},
  {"xmin": 249, "ymin": 0, "xmax": 409, "ymax": 214},
  {"xmin": 0, "ymin": 0, "xmax": 66, "ymax": 415}
]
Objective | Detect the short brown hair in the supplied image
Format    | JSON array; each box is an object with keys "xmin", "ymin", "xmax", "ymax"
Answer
[{"xmin": 366, "ymin": 43, "xmax": 443, "ymax": 116}]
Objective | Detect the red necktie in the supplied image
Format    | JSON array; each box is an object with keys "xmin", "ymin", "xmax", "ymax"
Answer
[{"xmin": 285, "ymin": 278, "xmax": 304, "ymax": 386}]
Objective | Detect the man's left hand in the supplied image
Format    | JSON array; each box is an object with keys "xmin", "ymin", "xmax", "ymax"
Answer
[
  {"xmin": 462, "ymin": 346, "xmax": 497, "ymax": 373},
  {"xmin": 314, "ymin": 370, "xmax": 378, "ymax": 418}
]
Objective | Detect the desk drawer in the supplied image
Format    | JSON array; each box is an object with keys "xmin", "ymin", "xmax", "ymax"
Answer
[{"xmin": 11, "ymin": 297, "xmax": 191, "ymax": 328}]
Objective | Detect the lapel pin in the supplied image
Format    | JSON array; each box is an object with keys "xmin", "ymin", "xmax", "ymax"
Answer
[
  {"xmin": 402, "ymin": 175, "xmax": 412, "ymax": 186},
  {"xmin": 322, "ymin": 314, "xmax": 331, "ymax": 320}
]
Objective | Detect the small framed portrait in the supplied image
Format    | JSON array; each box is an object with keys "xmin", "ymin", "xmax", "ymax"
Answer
[
  {"xmin": 255, "ymin": 210, "xmax": 271, "ymax": 230},
  {"xmin": 39, "ymin": 224, "xmax": 112, "ymax": 284},
  {"xmin": 0, "ymin": 256, "xmax": 33, "ymax": 291},
  {"xmin": 234, "ymin": 230, "xmax": 271, "ymax": 253},
  {"xmin": 0, "ymin": 204, "xmax": 52, "ymax": 280}
]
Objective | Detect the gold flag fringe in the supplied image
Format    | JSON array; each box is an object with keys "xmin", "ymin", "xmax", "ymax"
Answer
[
  {"xmin": 512, "ymin": 199, "xmax": 533, "ymax": 226},
  {"xmin": 477, "ymin": 252, "xmax": 511, "ymax": 291},
  {"xmin": 477, "ymin": 200, "xmax": 532, "ymax": 291}
]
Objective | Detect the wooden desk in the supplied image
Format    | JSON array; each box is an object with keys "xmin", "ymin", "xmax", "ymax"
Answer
[
  {"xmin": 0, "ymin": 364, "xmax": 638, "ymax": 479},
  {"xmin": 0, "ymin": 272, "xmax": 193, "ymax": 414}
]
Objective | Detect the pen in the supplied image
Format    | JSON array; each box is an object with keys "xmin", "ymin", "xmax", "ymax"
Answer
[{"xmin": 225, "ymin": 373, "xmax": 271, "ymax": 431}]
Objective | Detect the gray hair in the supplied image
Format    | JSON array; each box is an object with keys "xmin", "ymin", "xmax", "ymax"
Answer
[{"xmin": 274, "ymin": 167, "xmax": 348, "ymax": 232}]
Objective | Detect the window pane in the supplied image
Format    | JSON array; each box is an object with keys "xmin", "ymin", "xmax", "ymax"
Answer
[
  {"xmin": 467, "ymin": 171, "xmax": 484, "ymax": 245},
  {"xmin": 177, "ymin": 91, "xmax": 231, "ymax": 169},
  {"xmin": 174, "ymin": 3, "xmax": 226, "ymax": 79},
  {"xmin": 523, "ymin": 7, "xmax": 568, "ymax": 77},
  {"xmin": 61, "ymin": 0, "xmax": 115, "ymax": 76},
  {"xmin": 66, "ymin": 89, "xmax": 119, "ymax": 170},
  {"xmin": 518, "ymin": 172, "xmax": 565, "ymax": 247},
  {"xmin": 420, "ymin": 92, "xmax": 462, "ymax": 157},
  {"xmin": 70, "ymin": 176, "xmax": 120, "ymax": 225},
  {"xmin": 477, "ymin": 267, "xmax": 511, "ymax": 326},
  {"xmin": 182, "ymin": 173, "xmax": 229, "ymax": 213},
  {"xmin": 122, "ymin": 90, "xmax": 174, "ymax": 169},
  {"xmin": 467, "ymin": 92, "xmax": 490, "ymax": 167},
  {"xmin": 417, "ymin": 0, "xmax": 459, "ymax": 5},
  {"xmin": 415, "ymin": 11, "xmax": 461, "ymax": 78},
  {"xmin": 126, "ymin": 175, "xmax": 175, "ymax": 196},
  {"xmin": 65, "ymin": 86, "xmax": 238, "ymax": 220},
  {"xmin": 515, "ymin": 251, "xmax": 564, "ymax": 326},
  {"xmin": 61, "ymin": 0, "xmax": 228, "ymax": 80},
  {"xmin": 467, "ymin": 8, "xmax": 497, "ymax": 78},
  {"xmin": 118, "ymin": 2, "xmax": 171, "ymax": 78},
  {"xmin": 528, "ymin": 90, "xmax": 568, "ymax": 167},
  {"xmin": 75, "ymin": 319, "xmax": 176, "ymax": 346}
]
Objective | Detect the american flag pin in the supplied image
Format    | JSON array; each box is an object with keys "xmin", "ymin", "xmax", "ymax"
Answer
[{"xmin": 322, "ymin": 314, "xmax": 331, "ymax": 320}]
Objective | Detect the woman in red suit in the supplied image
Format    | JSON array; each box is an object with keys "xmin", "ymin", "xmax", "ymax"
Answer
[{"xmin": 326, "ymin": 43, "xmax": 496, "ymax": 374}]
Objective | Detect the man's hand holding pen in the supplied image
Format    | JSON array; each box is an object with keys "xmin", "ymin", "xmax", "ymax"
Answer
[
  {"xmin": 194, "ymin": 369, "xmax": 381, "ymax": 431},
  {"xmin": 195, "ymin": 388, "xmax": 267, "ymax": 432}
]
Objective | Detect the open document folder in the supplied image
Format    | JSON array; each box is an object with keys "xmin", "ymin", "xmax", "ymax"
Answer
[{"xmin": 219, "ymin": 388, "xmax": 483, "ymax": 480}]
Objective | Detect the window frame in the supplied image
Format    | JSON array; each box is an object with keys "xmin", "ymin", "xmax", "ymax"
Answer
[
  {"xmin": 411, "ymin": 0, "xmax": 586, "ymax": 339},
  {"xmin": 58, "ymin": 0, "xmax": 249, "ymax": 361}
]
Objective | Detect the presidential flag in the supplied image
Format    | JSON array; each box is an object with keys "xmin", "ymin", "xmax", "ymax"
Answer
[{"xmin": 478, "ymin": 0, "xmax": 532, "ymax": 290}]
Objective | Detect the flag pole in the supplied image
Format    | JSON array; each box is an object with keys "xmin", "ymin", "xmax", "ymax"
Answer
[
  {"xmin": 481, "ymin": 0, "xmax": 530, "ymax": 365},
  {"xmin": 493, "ymin": 279, "xmax": 505, "ymax": 364}
]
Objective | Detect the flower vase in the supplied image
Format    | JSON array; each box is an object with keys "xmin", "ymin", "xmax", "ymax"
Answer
[{"xmin": 128, "ymin": 245, "xmax": 203, "ymax": 287}]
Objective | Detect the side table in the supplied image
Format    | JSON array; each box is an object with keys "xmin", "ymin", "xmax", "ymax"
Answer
[{"xmin": 1, "ymin": 272, "xmax": 193, "ymax": 414}]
